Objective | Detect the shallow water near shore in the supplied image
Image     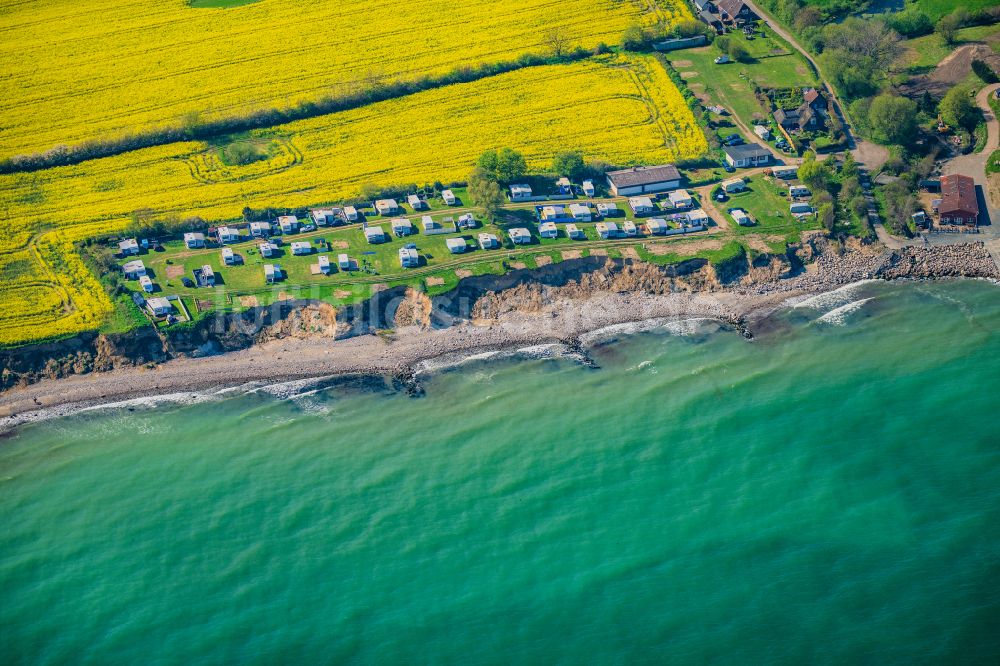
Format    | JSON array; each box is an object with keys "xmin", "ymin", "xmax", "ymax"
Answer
[{"xmin": 2, "ymin": 280, "xmax": 1000, "ymax": 664}]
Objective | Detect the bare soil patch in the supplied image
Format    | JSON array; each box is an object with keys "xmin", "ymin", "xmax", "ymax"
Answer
[
  {"xmin": 590, "ymin": 249, "xmax": 608, "ymax": 256},
  {"xmin": 672, "ymin": 59, "xmax": 693, "ymax": 67},
  {"xmin": 334, "ymin": 289, "xmax": 353, "ymax": 299},
  {"xmin": 332, "ymin": 240, "xmax": 349, "ymax": 249},
  {"xmin": 645, "ymin": 239, "xmax": 724, "ymax": 256},
  {"xmin": 425, "ymin": 277, "xmax": 445, "ymax": 286},
  {"xmin": 680, "ymin": 71, "xmax": 699, "ymax": 79},
  {"xmin": 239, "ymin": 295, "xmax": 258, "ymax": 307},
  {"xmin": 276, "ymin": 291, "xmax": 295, "ymax": 301},
  {"xmin": 561, "ymin": 250, "xmax": 582, "ymax": 260},
  {"xmin": 165, "ymin": 265, "xmax": 184, "ymax": 279},
  {"xmin": 904, "ymin": 43, "xmax": 1000, "ymax": 97},
  {"xmin": 534, "ymin": 255, "xmax": 552, "ymax": 267},
  {"xmin": 455, "ymin": 269, "xmax": 473, "ymax": 278},
  {"xmin": 510, "ymin": 261, "xmax": 527, "ymax": 270},
  {"xmin": 621, "ymin": 247, "xmax": 641, "ymax": 260},
  {"xmin": 371, "ymin": 283, "xmax": 388, "ymax": 293},
  {"xmin": 744, "ymin": 237, "xmax": 777, "ymax": 253}
]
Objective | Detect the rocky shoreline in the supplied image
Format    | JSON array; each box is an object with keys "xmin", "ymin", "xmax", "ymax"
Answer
[{"xmin": 1, "ymin": 239, "xmax": 997, "ymax": 431}]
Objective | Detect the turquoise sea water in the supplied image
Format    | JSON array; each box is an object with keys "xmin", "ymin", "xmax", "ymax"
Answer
[{"xmin": 2, "ymin": 280, "xmax": 999, "ymax": 664}]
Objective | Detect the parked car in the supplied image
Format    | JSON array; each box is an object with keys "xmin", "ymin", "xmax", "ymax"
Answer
[{"xmin": 714, "ymin": 55, "xmax": 730, "ymax": 64}]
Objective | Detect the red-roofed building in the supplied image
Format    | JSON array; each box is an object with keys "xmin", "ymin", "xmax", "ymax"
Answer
[{"xmin": 939, "ymin": 175, "xmax": 979, "ymax": 226}]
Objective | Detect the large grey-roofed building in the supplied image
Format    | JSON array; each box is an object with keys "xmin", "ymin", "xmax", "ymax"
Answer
[{"xmin": 606, "ymin": 164, "xmax": 681, "ymax": 196}]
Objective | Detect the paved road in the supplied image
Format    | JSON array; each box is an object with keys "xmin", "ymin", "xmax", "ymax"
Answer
[{"xmin": 744, "ymin": 0, "xmax": 889, "ymax": 171}]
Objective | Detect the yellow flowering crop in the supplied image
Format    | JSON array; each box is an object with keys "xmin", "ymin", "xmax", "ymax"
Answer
[{"xmin": 0, "ymin": 0, "xmax": 692, "ymax": 158}]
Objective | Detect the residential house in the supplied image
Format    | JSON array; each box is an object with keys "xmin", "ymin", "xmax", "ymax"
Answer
[
  {"xmin": 446, "ymin": 238, "xmax": 467, "ymax": 254},
  {"xmin": 343, "ymin": 206, "xmax": 359, "ymax": 221},
  {"xmin": 722, "ymin": 178, "xmax": 746, "ymax": 193},
  {"xmin": 250, "ymin": 221, "xmax": 271, "ymax": 237},
  {"xmin": 364, "ymin": 226, "xmax": 386, "ymax": 243},
  {"xmin": 278, "ymin": 215, "xmax": 299, "ymax": 234},
  {"xmin": 668, "ymin": 189, "xmax": 693, "ymax": 209},
  {"xmin": 375, "ymin": 199, "xmax": 399, "ymax": 216},
  {"xmin": 538, "ymin": 221, "xmax": 558, "ymax": 239},
  {"xmin": 775, "ymin": 88, "xmax": 826, "ymax": 131},
  {"xmin": 723, "ymin": 144, "xmax": 771, "ymax": 168},
  {"xmin": 509, "ymin": 228, "xmax": 531, "ymax": 244},
  {"xmin": 478, "ymin": 233, "xmax": 500, "ymax": 249},
  {"xmin": 422, "ymin": 215, "xmax": 440, "ymax": 232},
  {"xmin": 338, "ymin": 254, "xmax": 351, "ymax": 270},
  {"xmin": 391, "ymin": 217, "xmax": 414, "ymax": 236},
  {"xmin": 184, "ymin": 232, "xmax": 206, "ymax": 249},
  {"xmin": 457, "ymin": 213, "xmax": 477, "ymax": 230},
  {"xmin": 596, "ymin": 202, "xmax": 621, "ymax": 217},
  {"xmin": 407, "ymin": 194, "xmax": 426, "ymax": 210},
  {"xmin": 291, "ymin": 241, "xmax": 312, "ymax": 255},
  {"xmin": 647, "ymin": 218, "xmax": 668, "ymax": 235},
  {"xmin": 398, "ymin": 247, "xmax": 419, "ymax": 268},
  {"xmin": 731, "ymin": 209, "xmax": 753, "ymax": 226},
  {"xmin": 596, "ymin": 222, "xmax": 619, "ymax": 239},
  {"xmin": 147, "ymin": 297, "xmax": 172, "ymax": 316},
  {"xmin": 442, "ymin": 189, "xmax": 457, "ymax": 205},
  {"xmin": 606, "ymin": 164, "xmax": 681, "ymax": 196},
  {"xmin": 119, "ymin": 238, "xmax": 140, "ymax": 256},
  {"xmin": 939, "ymin": 174, "xmax": 979, "ymax": 225},
  {"xmin": 264, "ymin": 264, "xmax": 282, "ymax": 283},
  {"xmin": 717, "ymin": 0, "xmax": 757, "ymax": 24},
  {"xmin": 139, "ymin": 275, "xmax": 154, "ymax": 293},
  {"xmin": 582, "ymin": 180, "xmax": 595, "ymax": 196},
  {"xmin": 565, "ymin": 224, "xmax": 585, "ymax": 240},
  {"xmin": 569, "ymin": 203, "xmax": 592, "ymax": 222},
  {"xmin": 199, "ymin": 265, "xmax": 215, "ymax": 287},
  {"xmin": 509, "ymin": 184, "xmax": 533, "ymax": 201},
  {"xmin": 628, "ymin": 196, "xmax": 655, "ymax": 215},
  {"xmin": 123, "ymin": 260, "xmax": 146, "ymax": 279},
  {"xmin": 259, "ymin": 242, "xmax": 278, "ymax": 258},
  {"xmin": 222, "ymin": 247, "xmax": 236, "ymax": 265},
  {"xmin": 623, "ymin": 220, "xmax": 638, "ymax": 236},
  {"xmin": 318, "ymin": 255, "xmax": 331, "ymax": 274}
]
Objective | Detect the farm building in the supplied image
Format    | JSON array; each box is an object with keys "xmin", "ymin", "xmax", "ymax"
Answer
[
  {"xmin": 623, "ymin": 220, "xmax": 638, "ymax": 236},
  {"xmin": 509, "ymin": 184, "xmax": 533, "ymax": 201},
  {"xmin": 939, "ymin": 175, "xmax": 979, "ymax": 225},
  {"xmin": 668, "ymin": 190, "xmax": 693, "ymax": 209},
  {"xmin": 442, "ymin": 189, "xmax": 456, "ymax": 205},
  {"xmin": 478, "ymin": 233, "xmax": 499, "ymax": 249},
  {"xmin": 790, "ymin": 202, "xmax": 813, "ymax": 216},
  {"xmin": 123, "ymin": 260, "xmax": 146, "ymax": 279},
  {"xmin": 217, "ymin": 226, "xmax": 240, "ymax": 244},
  {"xmin": 597, "ymin": 202, "xmax": 620, "ymax": 217},
  {"xmin": 724, "ymin": 144, "xmax": 771, "ymax": 168},
  {"xmin": 539, "ymin": 221, "xmax": 558, "ymax": 239},
  {"xmin": 509, "ymin": 228, "xmax": 531, "ymax": 244},
  {"xmin": 407, "ymin": 194, "xmax": 426, "ymax": 210},
  {"xmin": 364, "ymin": 226, "xmax": 386, "ymax": 243},
  {"xmin": 222, "ymin": 247, "xmax": 236, "ymax": 265},
  {"xmin": 139, "ymin": 275, "xmax": 154, "ymax": 293},
  {"xmin": 199, "ymin": 265, "xmax": 215, "ymax": 286},
  {"xmin": 569, "ymin": 203, "xmax": 592, "ymax": 221},
  {"xmin": 375, "ymin": 199, "xmax": 399, "ymax": 215},
  {"xmin": 184, "ymin": 232, "xmax": 206, "ymax": 249},
  {"xmin": 119, "ymin": 238, "xmax": 139, "ymax": 255},
  {"xmin": 278, "ymin": 215, "xmax": 299, "ymax": 233},
  {"xmin": 317, "ymin": 255, "xmax": 331, "ymax": 274},
  {"xmin": 446, "ymin": 238, "xmax": 467, "ymax": 254},
  {"xmin": 647, "ymin": 218, "xmax": 668, "ymax": 235},
  {"xmin": 147, "ymin": 297, "xmax": 172, "ymax": 316},
  {"xmin": 687, "ymin": 209, "xmax": 710, "ymax": 225},
  {"xmin": 606, "ymin": 164, "xmax": 681, "ymax": 196},
  {"xmin": 311, "ymin": 209, "xmax": 338, "ymax": 226},
  {"xmin": 457, "ymin": 213, "xmax": 477, "ymax": 229},
  {"xmin": 731, "ymin": 209, "xmax": 752, "ymax": 226},
  {"xmin": 596, "ymin": 222, "xmax": 619, "ymax": 239},
  {"xmin": 344, "ymin": 206, "xmax": 359, "ymax": 221},
  {"xmin": 398, "ymin": 247, "xmax": 419, "ymax": 268},
  {"xmin": 259, "ymin": 242, "xmax": 278, "ymax": 258},
  {"xmin": 788, "ymin": 185, "xmax": 811, "ymax": 198},
  {"xmin": 291, "ymin": 241, "xmax": 312, "ymax": 255},
  {"xmin": 628, "ymin": 196, "xmax": 655, "ymax": 215},
  {"xmin": 391, "ymin": 218, "xmax": 414, "ymax": 236},
  {"xmin": 722, "ymin": 178, "xmax": 746, "ymax": 193},
  {"xmin": 422, "ymin": 216, "xmax": 440, "ymax": 231},
  {"xmin": 566, "ymin": 224, "xmax": 585, "ymax": 240},
  {"xmin": 338, "ymin": 254, "xmax": 351, "ymax": 269},
  {"xmin": 250, "ymin": 222, "xmax": 271, "ymax": 237},
  {"xmin": 582, "ymin": 180, "xmax": 595, "ymax": 196},
  {"xmin": 264, "ymin": 264, "xmax": 282, "ymax": 283}
]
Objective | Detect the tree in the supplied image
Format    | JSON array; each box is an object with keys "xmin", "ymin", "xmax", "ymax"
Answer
[
  {"xmin": 552, "ymin": 150, "xmax": 586, "ymax": 180},
  {"xmin": 939, "ymin": 85, "xmax": 978, "ymax": 132},
  {"xmin": 818, "ymin": 202, "xmax": 836, "ymax": 233},
  {"xmin": 794, "ymin": 7, "xmax": 822, "ymax": 32},
  {"xmin": 727, "ymin": 41, "xmax": 751, "ymax": 63},
  {"xmin": 544, "ymin": 27, "xmax": 571, "ymax": 58},
  {"xmin": 936, "ymin": 9, "xmax": 969, "ymax": 45},
  {"xmin": 971, "ymin": 59, "xmax": 999, "ymax": 84},
  {"xmin": 675, "ymin": 19, "xmax": 708, "ymax": 39},
  {"xmin": 888, "ymin": 7, "xmax": 933, "ymax": 38},
  {"xmin": 867, "ymin": 94, "xmax": 919, "ymax": 145},
  {"xmin": 621, "ymin": 24, "xmax": 647, "ymax": 50},
  {"xmin": 468, "ymin": 167, "xmax": 505, "ymax": 222},
  {"xmin": 494, "ymin": 148, "xmax": 527, "ymax": 184},
  {"xmin": 797, "ymin": 157, "xmax": 830, "ymax": 192}
]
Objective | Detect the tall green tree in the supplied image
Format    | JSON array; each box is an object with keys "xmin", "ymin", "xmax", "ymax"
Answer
[
  {"xmin": 476, "ymin": 148, "xmax": 527, "ymax": 184},
  {"xmin": 939, "ymin": 85, "xmax": 978, "ymax": 132},
  {"xmin": 468, "ymin": 167, "xmax": 505, "ymax": 222},
  {"xmin": 552, "ymin": 150, "xmax": 586, "ymax": 180},
  {"xmin": 867, "ymin": 94, "xmax": 919, "ymax": 145}
]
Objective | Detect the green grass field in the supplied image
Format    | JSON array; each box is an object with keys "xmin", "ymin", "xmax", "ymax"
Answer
[
  {"xmin": 722, "ymin": 176, "xmax": 821, "ymax": 247},
  {"xmin": 897, "ymin": 23, "xmax": 1000, "ymax": 74},
  {"xmin": 917, "ymin": 0, "xmax": 998, "ymax": 20}
]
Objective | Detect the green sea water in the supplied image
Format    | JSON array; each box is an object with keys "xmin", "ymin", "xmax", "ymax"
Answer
[{"xmin": 2, "ymin": 279, "xmax": 1000, "ymax": 664}]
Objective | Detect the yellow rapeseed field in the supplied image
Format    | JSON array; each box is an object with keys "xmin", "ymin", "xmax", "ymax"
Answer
[
  {"xmin": 0, "ymin": 55, "xmax": 707, "ymax": 346},
  {"xmin": 0, "ymin": 0, "xmax": 692, "ymax": 158}
]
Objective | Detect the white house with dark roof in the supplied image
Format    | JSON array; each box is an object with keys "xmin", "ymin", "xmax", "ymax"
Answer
[
  {"xmin": 723, "ymin": 144, "xmax": 771, "ymax": 168},
  {"xmin": 606, "ymin": 164, "xmax": 681, "ymax": 196}
]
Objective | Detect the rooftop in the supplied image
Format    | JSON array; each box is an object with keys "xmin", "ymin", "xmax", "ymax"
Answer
[
  {"xmin": 724, "ymin": 144, "xmax": 771, "ymax": 159},
  {"xmin": 940, "ymin": 175, "xmax": 979, "ymax": 215},
  {"xmin": 606, "ymin": 164, "xmax": 680, "ymax": 188}
]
